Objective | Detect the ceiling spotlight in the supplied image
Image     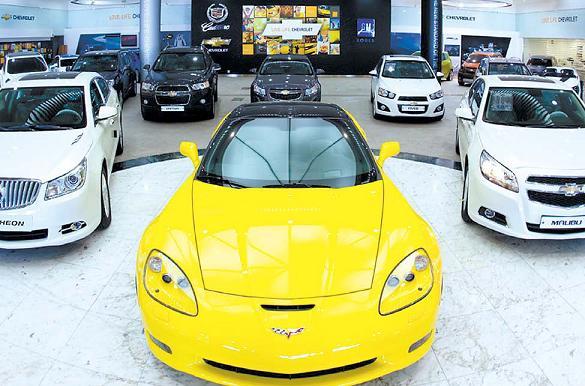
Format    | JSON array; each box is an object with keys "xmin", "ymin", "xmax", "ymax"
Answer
[
  {"xmin": 443, "ymin": 0, "xmax": 513, "ymax": 8},
  {"xmin": 70, "ymin": 0, "xmax": 140, "ymax": 5}
]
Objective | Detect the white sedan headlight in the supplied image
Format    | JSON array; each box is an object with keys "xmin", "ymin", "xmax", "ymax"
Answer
[
  {"xmin": 480, "ymin": 151, "xmax": 519, "ymax": 193},
  {"xmin": 141, "ymin": 82, "xmax": 155, "ymax": 92},
  {"xmin": 191, "ymin": 81, "xmax": 210, "ymax": 91},
  {"xmin": 378, "ymin": 87, "xmax": 396, "ymax": 99},
  {"xmin": 305, "ymin": 83, "xmax": 320, "ymax": 96},
  {"xmin": 253, "ymin": 83, "xmax": 266, "ymax": 96},
  {"xmin": 45, "ymin": 158, "xmax": 87, "ymax": 200},
  {"xmin": 429, "ymin": 90, "xmax": 444, "ymax": 100}
]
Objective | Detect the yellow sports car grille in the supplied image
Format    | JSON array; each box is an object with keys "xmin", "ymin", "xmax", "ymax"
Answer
[{"xmin": 203, "ymin": 358, "xmax": 377, "ymax": 379}]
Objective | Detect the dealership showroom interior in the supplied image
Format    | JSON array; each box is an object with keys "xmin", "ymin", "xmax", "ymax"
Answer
[{"xmin": 4, "ymin": 0, "xmax": 585, "ymax": 385}]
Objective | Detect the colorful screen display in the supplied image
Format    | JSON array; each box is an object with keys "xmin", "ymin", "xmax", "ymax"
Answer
[{"xmin": 241, "ymin": 5, "xmax": 341, "ymax": 56}]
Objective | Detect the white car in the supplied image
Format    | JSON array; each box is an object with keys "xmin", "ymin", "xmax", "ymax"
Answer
[
  {"xmin": 370, "ymin": 55, "xmax": 444, "ymax": 120},
  {"xmin": 0, "ymin": 72, "xmax": 123, "ymax": 249},
  {"xmin": 456, "ymin": 75, "xmax": 585, "ymax": 239},
  {"xmin": 542, "ymin": 67, "xmax": 582, "ymax": 99},
  {"xmin": 0, "ymin": 52, "xmax": 49, "ymax": 88},
  {"xmin": 49, "ymin": 54, "xmax": 79, "ymax": 73}
]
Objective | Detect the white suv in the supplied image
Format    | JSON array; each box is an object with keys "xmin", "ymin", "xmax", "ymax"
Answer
[
  {"xmin": 0, "ymin": 72, "xmax": 123, "ymax": 248},
  {"xmin": 456, "ymin": 75, "xmax": 585, "ymax": 239},
  {"xmin": 370, "ymin": 55, "xmax": 444, "ymax": 121},
  {"xmin": 0, "ymin": 52, "xmax": 49, "ymax": 87}
]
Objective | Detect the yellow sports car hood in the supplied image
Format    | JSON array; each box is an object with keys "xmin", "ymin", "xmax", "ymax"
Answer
[{"xmin": 192, "ymin": 180, "xmax": 384, "ymax": 299}]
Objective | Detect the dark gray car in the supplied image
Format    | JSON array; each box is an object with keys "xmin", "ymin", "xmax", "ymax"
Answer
[
  {"xmin": 250, "ymin": 55, "xmax": 323, "ymax": 103},
  {"xmin": 527, "ymin": 55, "xmax": 557, "ymax": 76}
]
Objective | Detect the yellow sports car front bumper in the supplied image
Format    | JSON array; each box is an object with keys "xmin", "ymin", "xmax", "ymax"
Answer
[{"xmin": 138, "ymin": 276, "xmax": 441, "ymax": 386}]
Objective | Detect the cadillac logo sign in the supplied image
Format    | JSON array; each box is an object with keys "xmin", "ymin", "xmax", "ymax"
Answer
[
  {"xmin": 559, "ymin": 183, "xmax": 584, "ymax": 197},
  {"xmin": 202, "ymin": 3, "xmax": 230, "ymax": 32},
  {"xmin": 272, "ymin": 327, "xmax": 304, "ymax": 339}
]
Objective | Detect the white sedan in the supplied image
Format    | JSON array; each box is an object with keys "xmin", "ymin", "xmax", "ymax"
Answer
[
  {"xmin": 370, "ymin": 55, "xmax": 444, "ymax": 120},
  {"xmin": 0, "ymin": 72, "xmax": 123, "ymax": 248},
  {"xmin": 456, "ymin": 75, "xmax": 585, "ymax": 239}
]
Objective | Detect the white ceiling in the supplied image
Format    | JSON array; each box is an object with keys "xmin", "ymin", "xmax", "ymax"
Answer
[{"xmin": 3, "ymin": 0, "xmax": 585, "ymax": 13}]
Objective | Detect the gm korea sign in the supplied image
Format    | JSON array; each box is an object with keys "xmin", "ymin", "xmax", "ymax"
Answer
[
  {"xmin": 1, "ymin": 13, "xmax": 36, "ymax": 22},
  {"xmin": 262, "ymin": 20, "xmax": 322, "ymax": 40}
]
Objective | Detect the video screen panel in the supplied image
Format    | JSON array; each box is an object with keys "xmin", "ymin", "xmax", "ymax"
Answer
[{"xmin": 241, "ymin": 5, "xmax": 341, "ymax": 56}]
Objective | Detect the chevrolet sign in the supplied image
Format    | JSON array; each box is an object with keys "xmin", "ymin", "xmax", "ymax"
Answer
[{"xmin": 262, "ymin": 19, "xmax": 322, "ymax": 40}]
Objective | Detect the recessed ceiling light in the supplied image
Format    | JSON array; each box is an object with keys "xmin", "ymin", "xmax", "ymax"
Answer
[{"xmin": 443, "ymin": 0, "xmax": 513, "ymax": 8}]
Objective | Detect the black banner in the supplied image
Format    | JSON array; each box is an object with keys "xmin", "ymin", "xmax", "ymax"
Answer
[
  {"xmin": 192, "ymin": 1, "xmax": 390, "ymax": 75},
  {"xmin": 421, "ymin": 0, "xmax": 443, "ymax": 73}
]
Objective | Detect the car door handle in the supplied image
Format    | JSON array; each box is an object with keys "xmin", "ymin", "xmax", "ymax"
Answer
[{"xmin": 113, "ymin": 130, "xmax": 118, "ymax": 138}]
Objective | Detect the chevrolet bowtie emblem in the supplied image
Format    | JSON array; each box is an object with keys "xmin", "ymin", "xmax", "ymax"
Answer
[
  {"xmin": 272, "ymin": 327, "xmax": 304, "ymax": 339},
  {"xmin": 559, "ymin": 183, "xmax": 584, "ymax": 197},
  {"xmin": 168, "ymin": 91, "xmax": 178, "ymax": 97},
  {"xmin": 281, "ymin": 90, "xmax": 290, "ymax": 95}
]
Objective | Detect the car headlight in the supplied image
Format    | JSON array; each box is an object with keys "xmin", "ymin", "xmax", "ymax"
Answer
[
  {"xmin": 429, "ymin": 90, "xmax": 444, "ymax": 100},
  {"xmin": 45, "ymin": 158, "xmax": 87, "ymax": 200},
  {"xmin": 305, "ymin": 83, "xmax": 320, "ymax": 96},
  {"xmin": 380, "ymin": 249, "xmax": 434, "ymax": 315},
  {"xmin": 378, "ymin": 87, "xmax": 396, "ymax": 99},
  {"xmin": 253, "ymin": 83, "xmax": 266, "ymax": 96},
  {"xmin": 141, "ymin": 82, "xmax": 155, "ymax": 92},
  {"xmin": 480, "ymin": 151, "xmax": 519, "ymax": 193},
  {"xmin": 191, "ymin": 81, "xmax": 210, "ymax": 91},
  {"xmin": 143, "ymin": 250, "xmax": 198, "ymax": 316}
]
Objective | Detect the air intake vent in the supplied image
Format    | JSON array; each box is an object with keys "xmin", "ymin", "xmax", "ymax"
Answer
[{"xmin": 261, "ymin": 304, "xmax": 315, "ymax": 312}]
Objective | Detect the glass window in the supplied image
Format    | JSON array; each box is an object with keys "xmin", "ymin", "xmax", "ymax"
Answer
[
  {"xmin": 470, "ymin": 80, "xmax": 485, "ymax": 116},
  {"xmin": 6, "ymin": 57, "xmax": 48, "ymax": 74},
  {"xmin": 260, "ymin": 61, "xmax": 313, "ymax": 75},
  {"xmin": 0, "ymin": 87, "xmax": 85, "ymax": 130},
  {"xmin": 96, "ymin": 78, "xmax": 110, "ymax": 102},
  {"xmin": 528, "ymin": 58, "xmax": 553, "ymax": 67},
  {"xmin": 382, "ymin": 60, "xmax": 435, "ymax": 79},
  {"xmin": 72, "ymin": 55, "xmax": 118, "ymax": 72},
  {"xmin": 489, "ymin": 63, "xmax": 531, "ymax": 75},
  {"xmin": 484, "ymin": 87, "xmax": 585, "ymax": 128},
  {"xmin": 198, "ymin": 118, "xmax": 377, "ymax": 189},
  {"xmin": 89, "ymin": 82, "xmax": 103, "ymax": 116},
  {"xmin": 153, "ymin": 53, "xmax": 206, "ymax": 72},
  {"xmin": 60, "ymin": 58, "xmax": 77, "ymax": 68}
]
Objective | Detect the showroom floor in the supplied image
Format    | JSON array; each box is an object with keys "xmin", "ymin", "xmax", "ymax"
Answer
[
  {"xmin": 2, "ymin": 157, "xmax": 585, "ymax": 386},
  {"xmin": 119, "ymin": 75, "xmax": 464, "ymax": 163}
]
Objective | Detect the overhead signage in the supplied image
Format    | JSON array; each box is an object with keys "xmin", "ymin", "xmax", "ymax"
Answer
[
  {"xmin": 202, "ymin": 3, "xmax": 230, "ymax": 32},
  {"xmin": 1, "ymin": 13, "xmax": 36, "ymax": 22},
  {"xmin": 262, "ymin": 19, "xmax": 322, "ymax": 40},
  {"xmin": 357, "ymin": 18, "xmax": 375, "ymax": 38},
  {"xmin": 446, "ymin": 15, "xmax": 476, "ymax": 22},
  {"xmin": 542, "ymin": 15, "xmax": 579, "ymax": 24},
  {"xmin": 109, "ymin": 13, "xmax": 140, "ymax": 21}
]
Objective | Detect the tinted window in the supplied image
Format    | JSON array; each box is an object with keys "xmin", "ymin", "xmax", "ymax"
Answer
[
  {"xmin": 153, "ymin": 53, "xmax": 206, "ymax": 72},
  {"xmin": 484, "ymin": 87, "xmax": 585, "ymax": 128},
  {"xmin": 6, "ymin": 57, "xmax": 47, "ymax": 74},
  {"xmin": 382, "ymin": 60, "xmax": 435, "ymax": 79},
  {"xmin": 73, "ymin": 55, "xmax": 118, "ymax": 72},
  {"xmin": 260, "ymin": 61, "xmax": 313, "ymax": 75},
  {"xmin": 96, "ymin": 78, "xmax": 110, "ymax": 101},
  {"xmin": 89, "ymin": 82, "xmax": 103, "ymax": 116},
  {"xmin": 489, "ymin": 63, "xmax": 531, "ymax": 75},
  {"xmin": 60, "ymin": 58, "xmax": 77, "ymax": 67},
  {"xmin": 470, "ymin": 80, "xmax": 485, "ymax": 116},
  {"xmin": 198, "ymin": 118, "xmax": 377, "ymax": 189},
  {"xmin": 0, "ymin": 87, "xmax": 85, "ymax": 130},
  {"xmin": 528, "ymin": 58, "xmax": 553, "ymax": 67}
]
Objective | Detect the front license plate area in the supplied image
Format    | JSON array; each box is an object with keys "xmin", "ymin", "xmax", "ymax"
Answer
[
  {"xmin": 540, "ymin": 216, "xmax": 585, "ymax": 229},
  {"xmin": 161, "ymin": 106, "xmax": 185, "ymax": 112},
  {"xmin": 400, "ymin": 105, "xmax": 426, "ymax": 112},
  {"xmin": 0, "ymin": 215, "xmax": 33, "ymax": 232}
]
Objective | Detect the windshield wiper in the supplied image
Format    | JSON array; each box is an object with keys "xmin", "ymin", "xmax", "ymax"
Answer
[
  {"xmin": 198, "ymin": 174, "xmax": 248, "ymax": 189},
  {"xmin": 6, "ymin": 123, "xmax": 73, "ymax": 131},
  {"xmin": 263, "ymin": 183, "xmax": 331, "ymax": 188}
]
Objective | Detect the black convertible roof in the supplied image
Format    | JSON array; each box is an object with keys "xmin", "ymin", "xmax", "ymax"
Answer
[{"xmin": 229, "ymin": 102, "xmax": 349, "ymax": 120}]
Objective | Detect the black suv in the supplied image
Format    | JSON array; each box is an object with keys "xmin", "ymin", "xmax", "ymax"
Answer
[
  {"xmin": 250, "ymin": 55, "xmax": 323, "ymax": 102},
  {"xmin": 72, "ymin": 50, "xmax": 137, "ymax": 100},
  {"xmin": 141, "ymin": 47, "xmax": 220, "ymax": 121}
]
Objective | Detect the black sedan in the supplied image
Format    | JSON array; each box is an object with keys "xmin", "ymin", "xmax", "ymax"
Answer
[
  {"xmin": 72, "ymin": 50, "xmax": 137, "ymax": 101},
  {"xmin": 250, "ymin": 55, "xmax": 323, "ymax": 103},
  {"xmin": 140, "ymin": 47, "xmax": 219, "ymax": 120}
]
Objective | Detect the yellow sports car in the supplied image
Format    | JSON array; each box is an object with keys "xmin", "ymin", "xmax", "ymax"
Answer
[{"xmin": 136, "ymin": 102, "xmax": 442, "ymax": 385}]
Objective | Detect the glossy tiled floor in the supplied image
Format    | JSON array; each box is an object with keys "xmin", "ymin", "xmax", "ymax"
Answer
[{"xmin": 2, "ymin": 158, "xmax": 585, "ymax": 386}]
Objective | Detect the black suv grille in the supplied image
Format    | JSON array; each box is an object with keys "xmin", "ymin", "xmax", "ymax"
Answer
[
  {"xmin": 155, "ymin": 85, "xmax": 191, "ymax": 105},
  {"xmin": 204, "ymin": 358, "xmax": 376, "ymax": 379},
  {"xmin": 399, "ymin": 96, "xmax": 427, "ymax": 102},
  {"xmin": 527, "ymin": 191, "xmax": 585, "ymax": 208}
]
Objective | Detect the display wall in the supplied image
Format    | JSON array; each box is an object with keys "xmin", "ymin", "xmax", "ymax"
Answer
[{"xmin": 192, "ymin": 0, "xmax": 390, "ymax": 74}]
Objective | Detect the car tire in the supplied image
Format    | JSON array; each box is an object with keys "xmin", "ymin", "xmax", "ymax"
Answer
[
  {"xmin": 447, "ymin": 70, "xmax": 453, "ymax": 81},
  {"xmin": 98, "ymin": 167, "xmax": 112, "ymax": 230},
  {"xmin": 372, "ymin": 104, "xmax": 382, "ymax": 120},
  {"xmin": 455, "ymin": 128, "xmax": 460, "ymax": 155},
  {"xmin": 206, "ymin": 100, "xmax": 216, "ymax": 120},
  {"xmin": 129, "ymin": 80, "xmax": 137, "ymax": 97},
  {"xmin": 461, "ymin": 163, "xmax": 472, "ymax": 224},
  {"xmin": 214, "ymin": 78, "xmax": 218, "ymax": 102},
  {"xmin": 141, "ymin": 108, "xmax": 157, "ymax": 121},
  {"xmin": 370, "ymin": 91, "xmax": 374, "ymax": 102},
  {"xmin": 116, "ymin": 110, "xmax": 124, "ymax": 156},
  {"xmin": 458, "ymin": 77, "xmax": 465, "ymax": 86}
]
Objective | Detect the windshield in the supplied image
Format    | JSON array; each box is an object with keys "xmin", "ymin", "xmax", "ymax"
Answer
[
  {"xmin": 72, "ymin": 55, "xmax": 117, "ymax": 72},
  {"xmin": 490, "ymin": 63, "xmax": 531, "ymax": 75},
  {"xmin": 0, "ymin": 87, "xmax": 85, "ymax": 131},
  {"xmin": 7, "ymin": 57, "xmax": 47, "ymax": 74},
  {"xmin": 260, "ymin": 61, "xmax": 313, "ymax": 75},
  {"xmin": 198, "ymin": 117, "xmax": 377, "ymax": 189},
  {"xmin": 382, "ymin": 60, "xmax": 435, "ymax": 79},
  {"xmin": 468, "ymin": 54, "xmax": 486, "ymax": 63},
  {"xmin": 484, "ymin": 87, "xmax": 585, "ymax": 128},
  {"xmin": 153, "ymin": 53, "xmax": 206, "ymax": 72},
  {"xmin": 528, "ymin": 58, "xmax": 552, "ymax": 67},
  {"xmin": 60, "ymin": 58, "xmax": 77, "ymax": 67}
]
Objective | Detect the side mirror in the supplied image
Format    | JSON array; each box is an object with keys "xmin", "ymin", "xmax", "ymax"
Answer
[
  {"xmin": 316, "ymin": 68, "xmax": 325, "ymax": 75},
  {"xmin": 369, "ymin": 69, "xmax": 378, "ymax": 77},
  {"xmin": 378, "ymin": 141, "xmax": 400, "ymax": 166},
  {"xmin": 455, "ymin": 107, "xmax": 474, "ymax": 121},
  {"xmin": 436, "ymin": 71, "xmax": 444, "ymax": 80},
  {"xmin": 180, "ymin": 141, "xmax": 201, "ymax": 169},
  {"xmin": 96, "ymin": 106, "xmax": 117, "ymax": 122},
  {"xmin": 143, "ymin": 64, "xmax": 151, "ymax": 71},
  {"xmin": 250, "ymin": 68, "xmax": 257, "ymax": 74},
  {"xmin": 212, "ymin": 63, "xmax": 221, "ymax": 72}
]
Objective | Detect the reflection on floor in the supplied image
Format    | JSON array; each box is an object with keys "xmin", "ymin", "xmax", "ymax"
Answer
[{"xmin": 1, "ymin": 158, "xmax": 584, "ymax": 386}]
